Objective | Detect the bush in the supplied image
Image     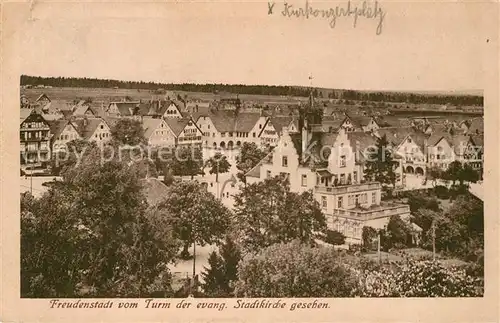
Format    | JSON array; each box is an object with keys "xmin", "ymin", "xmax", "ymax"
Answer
[
  {"xmin": 324, "ymin": 229, "xmax": 346, "ymax": 245},
  {"xmin": 351, "ymin": 260, "xmax": 483, "ymax": 297},
  {"xmin": 235, "ymin": 240, "xmax": 358, "ymax": 297}
]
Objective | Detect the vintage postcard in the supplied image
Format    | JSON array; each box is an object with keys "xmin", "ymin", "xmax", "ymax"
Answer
[{"xmin": 1, "ymin": 0, "xmax": 499, "ymax": 322}]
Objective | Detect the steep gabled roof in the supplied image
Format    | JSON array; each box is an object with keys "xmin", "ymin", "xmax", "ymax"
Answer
[
  {"xmin": 73, "ymin": 118, "xmax": 109, "ymax": 140},
  {"xmin": 142, "ymin": 118, "xmax": 171, "ymax": 139},
  {"xmin": 467, "ymin": 117, "xmax": 484, "ymax": 134},
  {"xmin": 470, "ymin": 134, "xmax": 484, "ymax": 148},
  {"xmin": 375, "ymin": 127, "xmax": 420, "ymax": 147},
  {"xmin": 141, "ymin": 178, "xmax": 169, "ymax": 206},
  {"xmin": 20, "ymin": 109, "xmax": 33, "ymax": 123},
  {"xmin": 208, "ymin": 111, "xmax": 261, "ymax": 133},
  {"xmin": 164, "ymin": 117, "xmax": 200, "ymax": 137},
  {"xmin": 268, "ymin": 116, "xmax": 293, "ymax": 134}
]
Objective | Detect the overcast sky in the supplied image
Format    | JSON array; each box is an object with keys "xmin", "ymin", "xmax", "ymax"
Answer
[{"xmin": 15, "ymin": 1, "xmax": 495, "ymax": 93}]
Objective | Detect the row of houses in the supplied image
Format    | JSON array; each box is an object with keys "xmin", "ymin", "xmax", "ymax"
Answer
[{"xmin": 242, "ymin": 107, "xmax": 484, "ymax": 244}]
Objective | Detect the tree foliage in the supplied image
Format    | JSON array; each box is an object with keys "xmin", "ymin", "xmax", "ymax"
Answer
[
  {"xmin": 169, "ymin": 146, "xmax": 204, "ymax": 179},
  {"xmin": 110, "ymin": 119, "xmax": 146, "ymax": 145},
  {"xmin": 205, "ymin": 152, "xmax": 231, "ymax": 183},
  {"xmin": 235, "ymin": 142, "xmax": 268, "ymax": 183},
  {"xmin": 233, "ymin": 177, "xmax": 326, "ymax": 252},
  {"xmin": 324, "ymin": 229, "xmax": 346, "ymax": 245},
  {"xmin": 363, "ymin": 135, "xmax": 398, "ymax": 188},
  {"xmin": 201, "ymin": 236, "xmax": 242, "ymax": 297},
  {"xmin": 351, "ymin": 260, "xmax": 483, "ymax": 297},
  {"xmin": 21, "ymin": 145, "xmax": 179, "ymax": 297},
  {"xmin": 156, "ymin": 181, "xmax": 232, "ymax": 258},
  {"xmin": 234, "ymin": 241, "xmax": 358, "ymax": 297}
]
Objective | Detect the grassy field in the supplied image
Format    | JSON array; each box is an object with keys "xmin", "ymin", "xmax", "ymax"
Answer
[{"xmin": 21, "ymin": 87, "xmax": 310, "ymax": 104}]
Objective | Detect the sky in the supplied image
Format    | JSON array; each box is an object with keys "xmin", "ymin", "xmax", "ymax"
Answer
[{"xmin": 14, "ymin": 0, "xmax": 496, "ymax": 92}]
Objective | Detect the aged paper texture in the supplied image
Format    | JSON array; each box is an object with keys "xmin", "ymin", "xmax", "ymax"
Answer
[{"xmin": 1, "ymin": 0, "xmax": 499, "ymax": 322}]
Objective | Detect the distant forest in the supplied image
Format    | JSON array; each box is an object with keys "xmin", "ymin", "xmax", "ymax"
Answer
[{"xmin": 21, "ymin": 75, "xmax": 483, "ymax": 106}]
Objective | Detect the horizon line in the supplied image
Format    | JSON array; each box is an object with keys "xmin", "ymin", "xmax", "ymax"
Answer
[{"xmin": 20, "ymin": 74, "xmax": 484, "ymax": 97}]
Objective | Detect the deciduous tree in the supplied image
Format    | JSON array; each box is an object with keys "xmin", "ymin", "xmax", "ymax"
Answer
[
  {"xmin": 157, "ymin": 181, "xmax": 232, "ymax": 258},
  {"xmin": 363, "ymin": 135, "xmax": 398, "ymax": 188},
  {"xmin": 233, "ymin": 177, "xmax": 326, "ymax": 252},
  {"xmin": 205, "ymin": 152, "xmax": 231, "ymax": 183},
  {"xmin": 110, "ymin": 119, "xmax": 146, "ymax": 145}
]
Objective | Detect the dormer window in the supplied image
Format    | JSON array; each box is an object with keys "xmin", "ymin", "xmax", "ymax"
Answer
[{"xmin": 407, "ymin": 138, "xmax": 412, "ymax": 143}]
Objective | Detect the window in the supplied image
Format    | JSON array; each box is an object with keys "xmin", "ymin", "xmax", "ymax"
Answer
[
  {"xmin": 340, "ymin": 173, "xmax": 345, "ymax": 184},
  {"xmin": 229, "ymin": 132, "xmax": 233, "ymax": 137},
  {"xmin": 208, "ymin": 124, "xmax": 210, "ymax": 129},
  {"xmin": 372, "ymin": 192, "xmax": 376, "ymax": 203},
  {"xmin": 348, "ymin": 195, "xmax": 354, "ymax": 206},
  {"xmin": 221, "ymin": 132, "xmax": 226, "ymax": 137},
  {"xmin": 282, "ymin": 156, "xmax": 288, "ymax": 167},
  {"xmin": 353, "ymin": 171, "xmax": 358, "ymax": 183},
  {"xmin": 266, "ymin": 170, "xmax": 271, "ymax": 178},
  {"xmin": 301, "ymin": 174, "xmax": 307, "ymax": 186},
  {"xmin": 100, "ymin": 125, "xmax": 104, "ymax": 129},
  {"xmin": 253, "ymin": 132, "xmax": 256, "ymax": 137},
  {"xmin": 337, "ymin": 196, "xmax": 343, "ymax": 209},
  {"xmin": 321, "ymin": 196, "xmax": 327, "ymax": 209},
  {"xmin": 259, "ymin": 124, "xmax": 262, "ymax": 129},
  {"xmin": 340, "ymin": 155, "xmax": 346, "ymax": 167},
  {"xmin": 407, "ymin": 137, "xmax": 412, "ymax": 143}
]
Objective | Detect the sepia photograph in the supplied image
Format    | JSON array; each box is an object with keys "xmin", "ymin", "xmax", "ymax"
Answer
[{"xmin": 1, "ymin": 0, "xmax": 499, "ymax": 322}]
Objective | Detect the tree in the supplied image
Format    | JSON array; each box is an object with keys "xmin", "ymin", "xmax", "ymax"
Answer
[
  {"xmin": 444, "ymin": 161, "xmax": 463, "ymax": 186},
  {"xmin": 205, "ymin": 152, "xmax": 231, "ymax": 183},
  {"xmin": 157, "ymin": 181, "xmax": 232, "ymax": 258},
  {"xmin": 362, "ymin": 226, "xmax": 378, "ymax": 250},
  {"xmin": 235, "ymin": 142, "xmax": 268, "ymax": 183},
  {"xmin": 201, "ymin": 251, "xmax": 225, "ymax": 297},
  {"xmin": 169, "ymin": 146, "xmax": 204, "ymax": 180},
  {"xmin": 458, "ymin": 163, "xmax": 479, "ymax": 186},
  {"xmin": 201, "ymin": 236, "xmax": 242, "ymax": 297},
  {"xmin": 110, "ymin": 119, "xmax": 146, "ymax": 145},
  {"xmin": 385, "ymin": 215, "xmax": 411, "ymax": 249},
  {"xmin": 234, "ymin": 241, "xmax": 358, "ymax": 297},
  {"xmin": 324, "ymin": 229, "xmax": 346, "ymax": 245},
  {"xmin": 21, "ymin": 145, "xmax": 179, "ymax": 297},
  {"xmin": 363, "ymin": 135, "xmax": 398, "ymax": 188},
  {"xmin": 426, "ymin": 166, "xmax": 444, "ymax": 187},
  {"xmin": 233, "ymin": 177, "xmax": 326, "ymax": 252},
  {"xmin": 405, "ymin": 191, "xmax": 440, "ymax": 214}
]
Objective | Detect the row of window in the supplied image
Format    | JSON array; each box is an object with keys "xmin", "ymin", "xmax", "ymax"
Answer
[
  {"xmin": 22, "ymin": 122, "xmax": 47, "ymax": 129},
  {"xmin": 20, "ymin": 130, "xmax": 49, "ymax": 140},
  {"xmin": 178, "ymin": 136, "xmax": 202, "ymax": 142},
  {"xmin": 321, "ymin": 192, "xmax": 377, "ymax": 209}
]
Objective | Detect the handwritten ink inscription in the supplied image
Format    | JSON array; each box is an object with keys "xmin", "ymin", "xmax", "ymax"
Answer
[{"xmin": 269, "ymin": 0, "xmax": 386, "ymax": 35}]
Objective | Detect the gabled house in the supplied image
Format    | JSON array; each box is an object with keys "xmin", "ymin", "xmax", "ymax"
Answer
[
  {"xmin": 394, "ymin": 132, "xmax": 428, "ymax": 176},
  {"xmin": 20, "ymin": 112, "xmax": 51, "ymax": 167},
  {"xmin": 73, "ymin": 117, "xmax": 112, "ymax": 143},
  {"xmin": 106, "ymin": 101, "xmax": 143, "ymax": 120},
  {"xmin": 165, "ymin": 117, "xmax": 203, "ymax": 146},
  {"xmin": 47, "ymin": 119, "xmax": 81, "ymax": 152},
  {"xmin": 426, "ymin": 133, "xmax": 455, "ymax": 170},
  {"xmin": 73, "ymin": 103, "xmax": 96, "ymax": 117},
  {"xmin": 142, "ymin": 118, "xmax": 176, "ymax": 147},
  {"xmin": 339, "ymin": 115, "xmax": 364, "ymax": 132},
  {"xmin": 245, "ymin": 109, "xmax": 411, "ymax": 245},
  {"xmin": 258, "ymin": 116, "xmax": 298, "ymax": 147},
  {"xmin": 35, "ymin": 93, "xmax": 51, "ymax": 107},
  {"xmin": 195, "ymin": 111, "xmax": 262, "ymax": 149}
]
